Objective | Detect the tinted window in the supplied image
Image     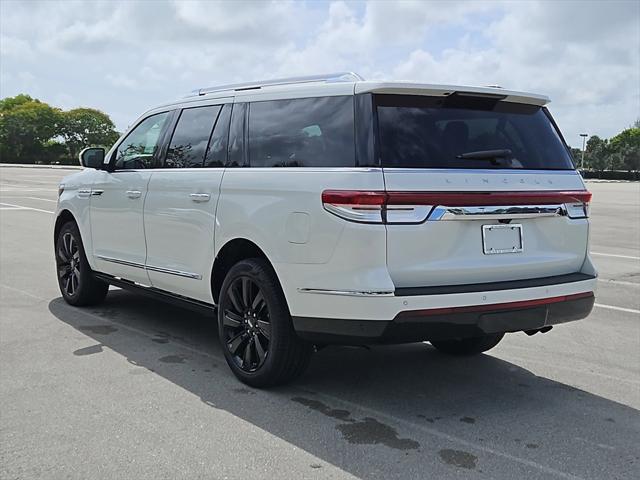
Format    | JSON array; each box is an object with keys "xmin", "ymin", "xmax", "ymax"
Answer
[
  {"xmin": 248, "ymin": 96, "xmax": 355, "ymax": 167},
  {"xmin": 205, "ymin": 104, "xmax": 231, "ymax": 167},
  {"xmin": 114, "ymin": 112, "xmax": 170, "ymax": 169},
  {"xmin": 376, "ymin": 94, "xmax": 574, "ymax": 170},
  {"xmin": 227, "ymin": 103, "xmax": 246, "ymax": 167},
  {"xmin": 165, "ymin": 105, "xmax": 221, "ymax": 168}
]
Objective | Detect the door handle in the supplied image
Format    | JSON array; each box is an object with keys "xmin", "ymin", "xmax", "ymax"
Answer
[
  {"xmin": 126, "ymin": 190, "xmax": 142, "ymax": 199},
  {"xmin": 190, "ymin": 193, "xmax": 211, "ymax": 202}
]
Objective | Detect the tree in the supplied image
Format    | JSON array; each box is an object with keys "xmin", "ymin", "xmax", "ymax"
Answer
[
  {"xmin": 609, "ymin": 127, "xmax": 640, "ymax": 172},
  {"xmin": 0, "ymin": 95, "xmax": 61, "ymax": 163},
  {"xmin": 59, "ymin": 108, "xmax": 119, "ymax": 162},
  {"xmin": 585, "ymin": 135, "xmax": 608, "ymax": 172}
]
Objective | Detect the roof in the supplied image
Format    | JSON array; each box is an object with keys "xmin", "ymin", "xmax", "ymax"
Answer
[{"xmin": 151, "ymin": 72, "xmax": 551, "ymax": 113}]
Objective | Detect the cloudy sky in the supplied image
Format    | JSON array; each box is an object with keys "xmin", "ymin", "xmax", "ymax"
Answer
[{"xmin": 1, "ymin": 0, "xmax": 638, "ymax": 146}]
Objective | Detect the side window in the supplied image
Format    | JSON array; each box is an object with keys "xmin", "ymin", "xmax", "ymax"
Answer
[
  {"xmin": 248, "ymin": 96, "xmax": 355, "ymax": 168},
  {"xmin": 227, "ymin": 103, "xmax": 246, "ymax": 167},
  {"xmin": 165, "ymin": 105, "xmax": 221, "ymax": 168},
  {"xmin": 205, "ymin": 104, "xmax": 231, "ymax": 167},
  {"xmin": 114, "ymin": 112, "xmax": 170, "ymax": 170}
]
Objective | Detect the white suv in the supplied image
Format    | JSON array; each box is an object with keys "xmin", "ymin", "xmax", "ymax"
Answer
[{"xmin": 54, "ymin": 72, "xmax": 597, "ymax": 387}]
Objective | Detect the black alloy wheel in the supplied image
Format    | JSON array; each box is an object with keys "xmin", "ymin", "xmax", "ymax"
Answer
[
  {"xmin": 217, "ymin": 258, "xmax": 312, "ymax": 387},
  {"xmin": 55, "ymin": 221, "xmax": 109, "ymax": 306},
  {"xmin": 222, "ymin": 276, "xmax": 271, "ymax": 372},
  {"xmin": 57, "ymin": 231, "xmax": 81, "ymax": 297}
]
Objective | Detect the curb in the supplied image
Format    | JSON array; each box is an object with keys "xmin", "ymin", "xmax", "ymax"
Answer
[{"xmin": 0, "ymin": 163, "xmax": 82, "ymax": 170}]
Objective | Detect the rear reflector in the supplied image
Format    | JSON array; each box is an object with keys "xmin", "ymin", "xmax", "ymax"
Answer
[
  {"xmin": 321, "ymin": 190, "xmax": 591, "ymax": 223},
  {"xmin": 401, "ymin": 291, "xmax": 594, "ymax": 317}
]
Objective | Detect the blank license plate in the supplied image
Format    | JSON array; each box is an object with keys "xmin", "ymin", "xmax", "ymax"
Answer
[{"xmin": 482, "ymin": 224, "xmax": 523, "ymax": 254}]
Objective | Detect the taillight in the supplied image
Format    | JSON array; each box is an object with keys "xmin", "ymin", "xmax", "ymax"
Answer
[
  {"xmin": 321, "ymin": 190, "xmax": 432, "ymax": 224},
  {"xmin": 321, "ymin": 190, "xmax": 387, "ymax": 223},
  {"xmin": 321, "ymin": 190, "xmax": 592, "ymax": 223}
]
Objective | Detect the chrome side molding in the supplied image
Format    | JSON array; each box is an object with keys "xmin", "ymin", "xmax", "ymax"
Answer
[
  {"xmin": 95, "ymin": 255, "xmax": 202, "ymax": 280},
  {"xmin": 145, "ymin": 264, "xmax": 202, "ymax": 280},
  {"xmin": 298, "ymin": 288, "xmax": 394, "ymax": 297},
  {"xmin": 428, "ymin": 204, "xmax": 566, "ymax": 221}
]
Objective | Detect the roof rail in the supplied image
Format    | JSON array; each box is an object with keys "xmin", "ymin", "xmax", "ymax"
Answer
[{"xmin": 186, "ymin": 72, "xmax": 364, "ymax": 97}]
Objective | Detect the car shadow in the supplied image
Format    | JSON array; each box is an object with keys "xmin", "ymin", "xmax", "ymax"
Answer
[{"xmin": 48, "ymin": 290, "xmax": 639, "ymax": 479}]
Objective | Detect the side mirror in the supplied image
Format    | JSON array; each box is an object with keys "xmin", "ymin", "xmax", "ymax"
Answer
[{"xmin": 79, "ymin": 147, "xmax": 105, "ymax": 169}]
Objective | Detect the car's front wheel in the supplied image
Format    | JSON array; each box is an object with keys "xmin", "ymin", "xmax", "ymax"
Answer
[
  {"xmin": 55, "ymin": 221, "xmax": 109, "ymax": 306},
  {"xmin": 430, "ymin": 333, "xmax": 504, "ymax": 356},
  {"xmin": 218, "ymin": 258, "xmax": 312, "ymax": 387}
]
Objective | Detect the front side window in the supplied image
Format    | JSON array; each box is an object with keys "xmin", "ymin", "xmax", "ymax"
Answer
[
  {"xmin": 248, "ymin": 96, "xmax": 355, "ymax": 168},
  {"xmin": 165, "ymin": 105, "xmax": 221, "ymax": 168},
  {"xmin": 376, "ymin": 94, "xmax": 574, "ymax": 170},
  {"xmin": 114, "ymin": 112, "xmax": 170, "ymax": 170}
]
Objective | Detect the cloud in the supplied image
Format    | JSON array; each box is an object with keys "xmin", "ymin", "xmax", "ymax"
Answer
[{"xmin": 0, "ymin": 0, "xmax": 637, "ymax": 143}]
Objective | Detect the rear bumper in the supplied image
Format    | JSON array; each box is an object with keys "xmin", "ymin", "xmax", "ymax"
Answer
[{"xmin": 292, "ymin": 290, "xmax": 595, "ymax": 345}]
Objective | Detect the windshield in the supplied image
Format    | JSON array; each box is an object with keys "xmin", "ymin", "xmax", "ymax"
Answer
[{"xmin": 375, "ymin": 94, "xmax": 575, "ymax": 170}]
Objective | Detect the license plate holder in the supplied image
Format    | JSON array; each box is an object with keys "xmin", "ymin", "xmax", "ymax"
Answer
[{"xmin": 482, "ymin": 224, "xmax": 523, "ymax": 255}]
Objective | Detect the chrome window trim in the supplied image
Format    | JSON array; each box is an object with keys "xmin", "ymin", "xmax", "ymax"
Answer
[
  {"xmin": 95, "ymin": 255, "xmax": 202, "ymax": 280},
  {"xmin": 381, "ymin": 168, "xmax": 579, "ymax": 175}
]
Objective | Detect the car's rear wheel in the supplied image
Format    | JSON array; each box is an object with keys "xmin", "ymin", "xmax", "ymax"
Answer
[
  {"xmin": 55, "ymin": 221, "xmax": 109, "ymax": 306},
  {"xmin": 218, "ymin": 258, "xmax": 312, "ymax": 387},
  {"xmin": 430, "ymin": 333, "xmax": 504, "ymax": 356}
]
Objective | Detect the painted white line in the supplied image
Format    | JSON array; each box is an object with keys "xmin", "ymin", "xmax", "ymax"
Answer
[
  {"xmin": 0, "ymin": 202, "xmax": 54, "ymax": 214},
  {"xmin": 0, "ymin": 206, "xmax": 24, "ymax": 210},
  {"xmin": 594, "ymin": 303, "xmax": 640, "ymax": 315},
  {"xmin": 0, "ymin": 195, "xmax": 57, "ymax": 203},
  {"xmin": 591, "ymin": 252, "xmax": 640, "ymax": 260},
  {"xmin": 598, "ymin": 278, "xmax": 639, "ymax": 288},
  {"xmin": 26, "ymin": 196, "xmax": 57, "ymax": 203}
]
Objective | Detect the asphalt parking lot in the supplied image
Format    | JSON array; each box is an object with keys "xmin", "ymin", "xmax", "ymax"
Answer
[{"xmin": 1, "ymin": 166, "xmax": 638, "ymax": 480}]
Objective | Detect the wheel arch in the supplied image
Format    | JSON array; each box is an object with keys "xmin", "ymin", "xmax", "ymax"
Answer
[
  {"xmin": 54, "ymin": 209, "xmax": 77, "ymax": 246},
  {"xmin": 211, "ymin": 238, "xmax": 275, "ymax": 305}
]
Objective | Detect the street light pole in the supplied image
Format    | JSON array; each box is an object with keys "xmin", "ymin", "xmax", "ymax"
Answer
[{"xmin": 579, "ymin": 133, "xmax": 588, "ymax": 169}]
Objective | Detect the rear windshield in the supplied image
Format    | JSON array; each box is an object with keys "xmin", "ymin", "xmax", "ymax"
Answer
[{"xmin": 375, "ymin": 94, "xmax": 574, "ymax": 170}]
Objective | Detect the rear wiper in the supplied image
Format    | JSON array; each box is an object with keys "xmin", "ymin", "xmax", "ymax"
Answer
[{"xmin": 456, "ymin": 149, "xmax": 513, "ymax": 160}]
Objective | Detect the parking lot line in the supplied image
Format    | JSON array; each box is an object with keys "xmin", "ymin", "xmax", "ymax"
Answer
[
  {"xmin": 591, "ymin": 252, "xmax": 640, "ymax": 260},
  {"xmin": 594, "ymin": 303, "xmax": 640, "ymax": 315},
  {"xmin": 0, "ymin": 195, "xmax": 57, "ymax": 203},
  {"xmin": 0, "ymin": 202, "xmax": 54, "ymax": 214}
]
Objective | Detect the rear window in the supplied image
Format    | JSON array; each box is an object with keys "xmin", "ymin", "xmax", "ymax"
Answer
[
  {"xmin": 248, "ymin": 96, "xmax": 355, "ymax": 167},
  {"xmin": 376, "ymin": 94, "xmax": 574, "ymax": 170}
]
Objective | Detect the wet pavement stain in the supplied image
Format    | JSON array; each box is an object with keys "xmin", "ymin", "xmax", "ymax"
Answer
[
  {"xmin": 526, "ymin": 443, "xmax": 539, "ymax": 449},
  {"xmin": 416, "ymin": 415, "xmax": 435, "ymax": 423},
  {"xmin": 336, "ymin": 417, "xmax": 420, "ymax": 450},
  {"xmin": 73, "ymin": 344, "xmax": 103, "ymax": 356},
  {"xmin": 79, "ymin": 325, "xmax": 117, "ymax": 335},
  {"xmin": 233, "ymin": 388, "xmax": 256, "ymax": 395},
  {"xmin": 292, "ymin": 397, "xmax": 354, "ymax": 422},
  {"xmin": 460, "ymin": 416, "xmax": 476, "ymax": 424},
  {"xmin": 439, "ymin": 449, "xmax": 478, "ymax": 469},
  {"xmin": 158, "ymin": 354, "xmax": 187, "ymax": 364}
]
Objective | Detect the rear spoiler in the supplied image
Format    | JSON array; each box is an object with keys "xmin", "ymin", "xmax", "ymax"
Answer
[{"xmin": 354, "ymin": 81, "xmax": 550, "ymax": 106}]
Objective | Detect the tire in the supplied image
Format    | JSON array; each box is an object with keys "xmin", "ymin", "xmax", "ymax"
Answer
[
  {"xmin": 55, "ymin": 221, "xmax": 109, "ymax": 306},
  {"xmin": 218, "ymin": 258, "xmax": 312, "ymax": 388},
  {"xmin": 430, "ymin": 333, "xmax": 504, "ymax": 356}
]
